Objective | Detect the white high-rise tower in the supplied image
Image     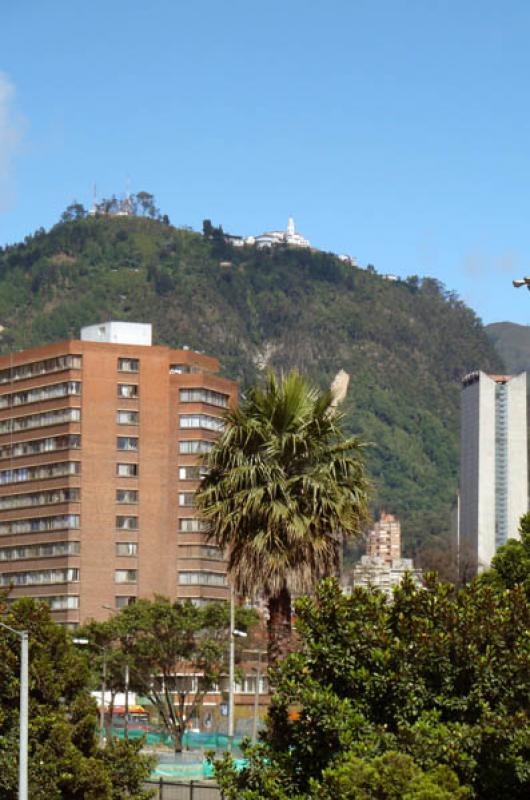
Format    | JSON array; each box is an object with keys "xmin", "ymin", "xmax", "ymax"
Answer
[{"xmin": 460, "ymin": 371, "xmax": 528, "ymax": 574}]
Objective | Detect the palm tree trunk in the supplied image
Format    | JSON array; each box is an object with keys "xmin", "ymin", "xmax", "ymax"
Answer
[{"xmin": 267, "ymin": 585, "xmax": 291, "ymax": 666}]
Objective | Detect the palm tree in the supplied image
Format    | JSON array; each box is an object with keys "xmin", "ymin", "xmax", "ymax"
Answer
[{"xmin": 196, "ymin": 370, "xmax": 369, "ymax": 663}]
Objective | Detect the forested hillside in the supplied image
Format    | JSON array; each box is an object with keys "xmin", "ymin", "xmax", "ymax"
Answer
[{"xmin": 0, "ymin": 215, "xmax": 504, "ymax": 558}]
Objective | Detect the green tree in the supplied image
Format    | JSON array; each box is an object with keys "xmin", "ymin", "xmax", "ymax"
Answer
[
  {"xmin": 197, "ymin": 370, "xmax": 369, "ymax": 662},
  {"xmin": 60, "ymin": 202, "xmax": 87, "ymax": 222},
  {"xmin": 213, "ymin": 577, "xmax": 530, "ymax": 799},
  {"xmin": 96, "ymin": 195, "xmax": 120, "ymax": 215},
  {"xmin": 316, "ymin": 751, "xmax": 470, "ymax": 800},
  {"xmin": 480, "ymin": 512, "xmax": 530, "ymax": 596},
  {"xmin": 86, "ymin": 597, "xmax": 256, "ymax": 752},
  {"xmin": 0, "ymin": 597, "xmax": 154, "ymax": 799},
  {"xmin": 134, "ymin": 191, "xmax": 158, "ymax": 218},
  {"xmin": 75, "ymin": 617, "xmax": 131, "ymax": 740}
]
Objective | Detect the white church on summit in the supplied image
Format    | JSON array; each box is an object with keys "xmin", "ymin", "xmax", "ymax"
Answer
[
  {"xmin": 224, "ymin": 217, "xmax": 312, "ymax": 250},
  {"xmin": 253, "ymin": 217, "xmax": 311, "ymax": 249}
]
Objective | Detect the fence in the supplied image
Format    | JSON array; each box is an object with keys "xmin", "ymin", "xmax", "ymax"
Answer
[
  {"xmin": 142, "ymin": 778, "xmax": 222, "ymax": 800},
  {"xmin": 108, "ymin": 727, "xmax": 244, "ymax": 752}
]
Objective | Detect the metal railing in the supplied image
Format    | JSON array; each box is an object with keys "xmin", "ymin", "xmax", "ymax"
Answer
[{"xmin": 143, "ymin": 779, "xmax": 221, "ymax": 800}]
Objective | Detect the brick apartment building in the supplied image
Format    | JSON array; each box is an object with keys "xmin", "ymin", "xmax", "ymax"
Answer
[
  {"xmin": 0, "ymin": 321, "xmax": 237, "ymax": 626},
  {"xmin": 366, "ymin": 512, "xmax": 401, "ymax": 563}
]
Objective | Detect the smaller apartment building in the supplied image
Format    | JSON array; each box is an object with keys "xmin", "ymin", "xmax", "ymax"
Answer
[{"xmin": 0, "ymin": 322, "xmax": 237, "ymax": 625}]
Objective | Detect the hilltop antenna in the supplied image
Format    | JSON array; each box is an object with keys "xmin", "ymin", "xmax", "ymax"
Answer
[
  {"xmin": 123, "ymin": 175, "xmax": 132, "ymax": 215},
  {"xmin": 89, "ymin": 184, "xmax": 98, "ymax": 216}
]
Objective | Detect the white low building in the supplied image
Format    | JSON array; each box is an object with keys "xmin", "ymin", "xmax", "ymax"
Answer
[
  {"xmin": 254, "ymin": 217, "xmax": 311, "ymax": 249},
  {"xmin": 344, "ymin": 555, "xmax": 423, "ymax": 599}
]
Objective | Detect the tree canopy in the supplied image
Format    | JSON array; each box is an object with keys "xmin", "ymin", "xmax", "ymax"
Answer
[
  {"xmin": 0, "ymin": 596, "xmax": 153, "ymax": 800},
  {"xmin": 80, "ymin": 596, "xmax": 257, "ymax": 751},
  {"xmin": 480, "ymin": 513, "xmax": 530, "ymax": 597},
  {"xmin": 213, "ymin": 577, "xmax": 530, "ymax": 799}
]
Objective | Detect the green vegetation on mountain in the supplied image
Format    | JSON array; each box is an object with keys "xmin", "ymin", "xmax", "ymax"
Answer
[
  {"xmin": 0, "ymin": 212, "xmax": 503, "ymax": 557},
  {"xmin": 485, "ymin": 321, "xmax": 530, "ymax": 374}
]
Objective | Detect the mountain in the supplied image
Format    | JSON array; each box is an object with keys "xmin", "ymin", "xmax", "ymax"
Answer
[
  {"xmin": 485, "ymin": 321, "xmax": 530, "ymax": 374},
  {"xmin": 0, "ymin": 215, "xmax": 504, "ymax": 558}
]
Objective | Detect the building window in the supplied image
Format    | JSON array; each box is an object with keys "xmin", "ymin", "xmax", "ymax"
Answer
[
  {"xmin": 117, "ymin": 436, "xmax": 138, "ymax": 451},
  {"xmin": 117, "ymin": 410, "xmax": 139, "ymax": 425},
  {"xmin": 116, "ymin": 516, "xmax": 138, "ymax": 530},
  {"xmin": 178, "ymin": 466, "xmax": 208, "ymax": 481},
  {"xmin": 178, "ymin": 493, "xmax": 196, "ymax": 508},
  {"xmin": 116, "ymin": 542, "xmax": 138, "ymax": 557},
  {"xmin": 115, "ymin": 570, "xmax": 137, "ymax": 583},
  {"xmin": 233, "ymin": 676, "xmax": 269, "ymax": 695},
  {"xmin": 116, "ymin": 489, "xmax": 138, "ymax": 504},
  {"xmin": 0, "ymin": 434, "xmax": 81, "ymax": 461},
  {"xmin": 0, "ymin": 515, "xmax": 80, "ymax": 536},
  {"xmin": 0, "ymin": 568, "xmax": 80, "ymax": 586},
  {"xmin": 116, "ymin": 463, "xmax": 138, "ymax": 477},
  {"xmin": 0, "ymin": 461, "xmax": 80, "ymax": 486},
  {"xmin": 179, "ymin": 388, "xmax": 229, "ymax": 408},
  {"xmin": 0, "ymin": 487, "xmax": 80, "ymax": 512},
  {"xmin": 169, "ymin": 364, "xmax": 206, "ymax": 375},
  {"xmin": 178, "ymin": 545, "xmax": 223, "ymax": 561},
  {"xmin": 40, "ymin": 595, "xmax": 79, "ymax": 610},
  {"xmin": 115, "ymin": 596, "xmax": 136, "ymax": 609},
  {"xmin": 179, "ymin": 518, "xmax": 208, "ymax": 532},
  {"xmin": 0, "ymin": 381, "xmax": 82, "ymax": 410},
  {"xmin": 0, "ymin": 354, "xmax": 82, "ymax": 385},
  {"xmin": 0, "ymin": 407, "xmax": 81, "ymax": 435},
  {"xmin": 189, "ymin": 598, "xmax": 224, "ymax": 607},
  {"xmin": 118, "ymin": 358, "xmax": 139, "ymax": 373},
  {"xmin": 0, "ymin": 541, "xmax": 80, "ymax": 561},
  {"xmin": 179, "ymin": 414, "xmax": 224, "ymax": 432},
  {"xmin": 117, "ymin": 384, "xmax": 139, "ymax": 399},
  {"xmin": 178, "ymin": 571, "xmax": 227, "ymax": 586},
  {"xmin": 178, "ymin": 440, "xmax": 214, "ymax": 455}
]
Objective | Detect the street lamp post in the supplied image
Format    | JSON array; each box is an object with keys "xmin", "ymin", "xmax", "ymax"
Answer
[
  {"xmin": 73, "ymin": 639, "xmax": 107, "ymax": 738},
  {"xmin": 227, "ymin": 584, "xmax": 247, "ymax": 752},
  {"xmin": 513, "ymin": 277, "xmax": 530, "ymax": 289},
  {"xmin": 0, "ymin": 621, "xmax": 28, "ymax": 800},
  {"xmin": 124, "ymin": 660, "xmax": 130, "ymax": 742},
  {"xmin": 101, "ymin": 603, "xmax": 129, "ymax": 740},
  {"xmin": 245, "ymin": 649, "xmax": 267, "ymax": 744}
]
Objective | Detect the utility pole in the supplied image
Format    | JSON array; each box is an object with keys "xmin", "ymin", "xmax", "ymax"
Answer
[
  {"xmin": 1, "ymin": 621, "xmax": 29, "ymax": 800},
  {"xmin": 124, "ymin": 660, "xmax": 130, "ymax": 741},
  {"xmin": 73, "ymin": 638, "xmax": 107, "ymax": 740},
  {"xmin": 228, "ymin": 584, "xmax": 235, "ymax": 751},
  {"xmin": 228, "ymin": 584, "xmax": 247, "ymax": 752},
  {"xmin": 100, "ymin": 649, "xmax": 107, "ymax": 738},
  {"xmin": 251, "ymin": 651, "xmax": 263, "ymax": 745}
]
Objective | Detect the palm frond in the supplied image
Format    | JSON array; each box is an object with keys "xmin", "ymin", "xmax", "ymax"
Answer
[{"xmin": 196, "ymin": 369, "xmax": 369, "ymax": 599}]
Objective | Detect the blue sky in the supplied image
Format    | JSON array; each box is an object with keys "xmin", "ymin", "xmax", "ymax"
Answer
[{"xmin": 2, "ymin": 0, "xmax": 530, "ymax": 325}]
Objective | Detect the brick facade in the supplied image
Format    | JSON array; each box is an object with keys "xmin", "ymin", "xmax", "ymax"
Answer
[{"xmin": 0, "ymin": 335, "xmax": 237, "ymax": 625}]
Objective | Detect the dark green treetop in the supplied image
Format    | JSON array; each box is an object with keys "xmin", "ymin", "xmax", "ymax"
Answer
[
  {"xmin": 213, "ymin": 576, "xmax": 530, "ymax": 799},
  {"xmin": 0, "ymin": 596, "xmax": 153, "ymax": 800}
]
